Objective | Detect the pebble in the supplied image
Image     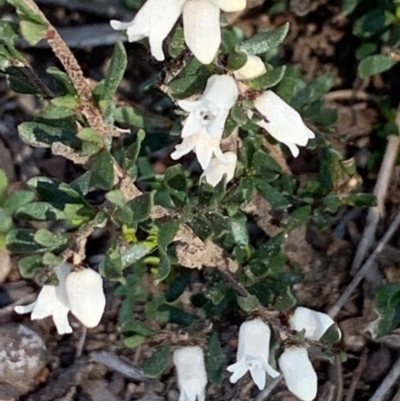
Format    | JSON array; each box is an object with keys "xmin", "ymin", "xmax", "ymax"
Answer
[{"xmin": 0, "ymin": 324, "xmax": 48, "ymax": 395}]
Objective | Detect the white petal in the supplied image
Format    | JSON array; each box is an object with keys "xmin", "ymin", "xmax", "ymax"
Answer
[
  {"xmin": 227, "ymin": 357, "xmax": 248, "ymax": 383},
  {"xmin": 31, "ymin": 286, "xmax": 58, "ymax": 320},
  {"xmin": 52, "ymin": 301, "xmax": 72, "ymax": 335},
  {"xmin": 201, "ymin": 75, "xmax": 239, "ymax": 110},
  {"xmin": 279, "ymin": 347, "xmax": 317, "ymax": 401},
  {"xmin": 254, "ymin": 91, "xmax": 315, "ymax": 150},
  {"xmin": 250, "ymin": 366, "xmax": 266, "ymax": 390},
  {"xmin": 206, "ymin": 0, "xmax": 246, "ymax": 12},
  {"xmin": 195, "ymin": 139, "xmax": 215, "ymax": 170},
  {"xmin": 109, "ymin": 20, "xmax": 135, "ymax": 31},
  {"xmin": 15, "ymin": 302, "xmax": 37, "ymax": 315},
  {"xmin": 55, "ymin": 262, "xmax": 72, "ymax": 308},
  {"xmin": 234, "ymin": 55, "xmax": 266, "ymax": 81},
  {"xmin": 181, "ymin": 112, "xmax": 205, "ymax": 138},
  {"xmin": 237, "ymin": 319, "xmax": 272, "ymax": 362},
  {"xmin": 111, "ymin": 0, "xmax": 185, "ymax": 61},
  {"xmin": 183, "ymin": 1, "xmax": 221, "ymax": 64},
  {"xmin": 173, "ymin": 346, "xmax": 207, "ymax": 401},
  {"xmin": 66, "ymin": 269, "xmax": 106, "ymax": 328},
  {"xmin": 285, "ymin": 142, "xmax": 300, "ymax": 158},
  {"xmin": 206, "ymin": 108, "xmax": 229, "ymax": 138},
  {"xmin": 178, "ymin": 99, "xmax": 202, "ymax": 113},
  {"xmin": 201, "ymin": 152, "xmax": 237, "ymax": 187},
  {"xmin": 262, "ymin": 358, "xmax": 280, "ymax": 379},
  {"xmin": 289, "ymin": 307, "xmax": 339, "ymax": 341},
  {"xmin": 171, "ymin": 135, "xmax": 198, "ymax": 160}
]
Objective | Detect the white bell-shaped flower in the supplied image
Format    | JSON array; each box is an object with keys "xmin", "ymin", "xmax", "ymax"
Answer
[
  {"xmin": 66, "ymin": 269, "xmax": 106, "ymax": 328},
  {"xmin": 110, "ymin": 0, "xmax": 246, "ymax": 63},
  {"xmin": 201, "ymin": 151, "xmax": 237, "ymax": 186},
  {"xmin": 278, "ymin": 346, "xmax": 317, "ymax": 401},
  {"xmin": 253, "ymin": 91, "xmax": 315, "ymax": 157},
  {"xmin": 171, "ymin": 74, "xmax": 238, "ymax": 169},
  {"xmin": 15, "ymin": 263, "xmax": 73, "ymax": 335},
  {"xmin": 227, "ymin": 319, "xmax": 280, "ymax": 390},
  {"xmin": 234, "ymin": 55, "xmax": 267, "ymax": 81},
  {"xmin": 110, "ymin": 0, "xmax": 186, "ymax": 61},
  {"xmin": 289, "ymin": 307, "xmax": 340, "ymax": 341},
  {"xmin": 173, "ymin": 346, "xmax": 207, "ymax": 401}
]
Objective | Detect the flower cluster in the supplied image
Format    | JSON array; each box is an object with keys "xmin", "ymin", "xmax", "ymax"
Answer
[
  {"xmin": 110, "ymin": 0, "xmax": 246, "ymax": 64},
  {"xmin": 15, "ymin": 263, "xmax": 106, "ymax": 335}
]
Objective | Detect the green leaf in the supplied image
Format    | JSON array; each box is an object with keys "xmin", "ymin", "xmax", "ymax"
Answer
[
  {"xmin": 143, "ymin": 344, "xmax": 171, "ymax": 378},
  {"xmin": 2, "ymin": 191, "xmax": 34, "ymax": 216},
  {"xmin": 15, "ymin": 202, "xmax": 65, "ymax": 221},
  {"xmin": 18, "ymin": 121, "xmax": 79, "ymax": 148},
  {"xmin": 121, "ymin": 319, "xmax": 156, "ymax": 337},
  {"xmin": 127, "ymin": 192, "xmax": 154, "ymax": 223},
  {"xmin": 122, "ymin": 129, "xmax": 146, "ymax": 180},
  {"xmin": 168, "ymin": 26, "xmax": 185, "ymax": 58},
  {"xmin": 239, "ymin": 23, "xmax": 289, "ymax": 55},
  {"xmin": 341, "ymin": 0, "xmax": 362, "ymax": 15},
  {"xmin": 0, "ymin": 169, "xmax": 8, "ymax": 199},
  {"xmin": 77, "ymin": 128, "xmax": 104, "ymax": 147},
  {"xmin": 158, "ymin": 220, "xmax": 179, "ymax": 250},
  {"xmin": 168, "ymin": 58, "xmax": 210, "ymax": 99},
  {"xmin": 205, "ymin": 332, "xmax": 224, "ymax": 385},
  {"xmin": 358, "ymin": 54, "xmax": 397, "ymax": 78},
  {"xmin": 157, "ymin": 250, "xmax": 171, "ymax": 282},
  {"xmin": 101, "ymin": 41, "xmax": 127, "ymax": 100},
  {"xmin": 164, "ymin": 164, "xmax": 187, "ymax": 206},
  {"xmin": 28, "ymin": 177, "xmax": 88, "ymax": 207},
  {"xmin": 191, "ymin": 215, "xmax": 213, "ymax": 242},
  {"xmin": 18, "ymin": 255, "xmax": 43, "ymax": 278},
  {"xmin": 165, "ymin": 270, "xmax": 191, "ymax": 302},
  {"xmin": 34, "ymin": 228, "xmax": 68, "ymax": 250},
  {"xmin": 255, "ymin": 179, "xmax": 291, "ymax": 209},
  {"xmin": 89, "ymin": 150, "xmax": 114, "ymax": 191},
  {"xmin": 100, "ymin": 248, "xmax": 124, "ymax": 282},
  {"xmin": 273, "ymin": 287, "xmax": 297, "ymax": 311},
  {"xmin": 353, "ymin": 8, "xmax": 395, "ymax": 38},
  {"xmin": 123, "ymin": 335, "xmax": 145, "ymax": 349},
  {"xmin": 229, "ymin": 212, "xmax": 249, "ymax": 246},
  {"xmin": 248, "ymin": 65, "xmax": 286, "ymax": 90},
  {"xmin": 227, "ymin": 50, "xmax": 247, "ymax": 70},
  {"xmin": 284, "ymin": 205, "xmax": 311, "ymax": 231},
  {"xmin": 369, "ymin": 283, "xmax": 400, "ymax": 338},
  {"xmin": 6, "ymin": 229, "xmax": 48, "ymax": 253},
  {"xmin": 7, "ymin": 0, "xmax": 46, "ymax": 25},
  {"xmin": 237, "ymin": 294, "xmax": 259, "ymax": 312},
  {"xmin": 19, "ymin": 20, "xmax": 47, "ymax": 46},
  {"xmin": 121, "ymin": 242, "xmax": 156, "ymax": 268},
  {"xmin": 47, "ymin": 66, "xmax": 76, "ymax": 96}
]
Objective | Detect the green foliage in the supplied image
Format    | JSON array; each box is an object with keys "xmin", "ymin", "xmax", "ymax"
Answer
[{"xmin": 143, "ymin": 344, "xmax": 171, "ymax": 378}]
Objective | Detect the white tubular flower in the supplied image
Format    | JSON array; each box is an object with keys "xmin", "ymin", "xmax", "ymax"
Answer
[
  {"xmin": 110, "ymin": 0, "xmax": 186, "ymax": 61},
  {"xmin": 183, "ymin": 1, "xmax": 221, "ymax": 64},
  {"xmin": 278, "ymin": 346, "xmax": 317, "ymax": 401},
  {"xmin": 15, "ymin": 263, "xmax": 73, "ymax": 335},
  {"xmin": 234, "ymin": 55, "xmax": 267, "ymax": 81},
  {"xmin": 253, "ymin": 91, "xmax": 315, "ymax": 157},
  {"xmin": 227, "ymin": 319, "xmax": 280, "ymax": 390},
  {"xmin": 66, "ymin": 269, "xmax": 106, "ymax": 329},
  {"xmin": 110, "ymin": 0, "xmax": 246, "ymax": 63},
  {"xmin": 289, "ymin": 307, "xmax": 340, "ymax": 341},
  {"xmin": 171, "ymin": 75, "xmax": 238, "ymax": 169},
  {"xmin": 173, "ymin": 346, "xmax": 207, "ymax": 401},
  {"xmin": 201, "ymin": 151, "xmax": 237, "ymax": 187}
]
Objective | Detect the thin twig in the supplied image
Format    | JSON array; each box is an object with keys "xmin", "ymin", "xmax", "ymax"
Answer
[
  {"xmin": 324, "ymin": 89, "xmax": 379, "ymax": 104},
  {"xmin": 254, "ymin": 376, "xmax": 283, "ymax": 401},
  {"xmin": 334, "ymin": 354, "xmax": 344, "ymax": 401},
  {"xmin": 369, "ymin": 355, "xmax": 400, "ymax": 401},
  {"xmin": 75, "ymin": 326, "xmax": 87, "ymax": 360},
  {"xmin": 345, "ymin": 350, "xmax": 368, "ymax": 401},
  {"xmin": 351, "ymin": 134, "xmax": 400, "ymax": 274},
  {"xmin": 329, "ymin": 210, "xmax": 400, "ymax": 318}
]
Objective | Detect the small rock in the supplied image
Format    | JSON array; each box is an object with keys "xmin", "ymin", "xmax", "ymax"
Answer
[
  {"xmin": 0, "ymin": 324, "xmax": 48, "ymax": 395},
  {"xmin": 0, "ymin": 250, "xmax": 12, "ymax": 284}
]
